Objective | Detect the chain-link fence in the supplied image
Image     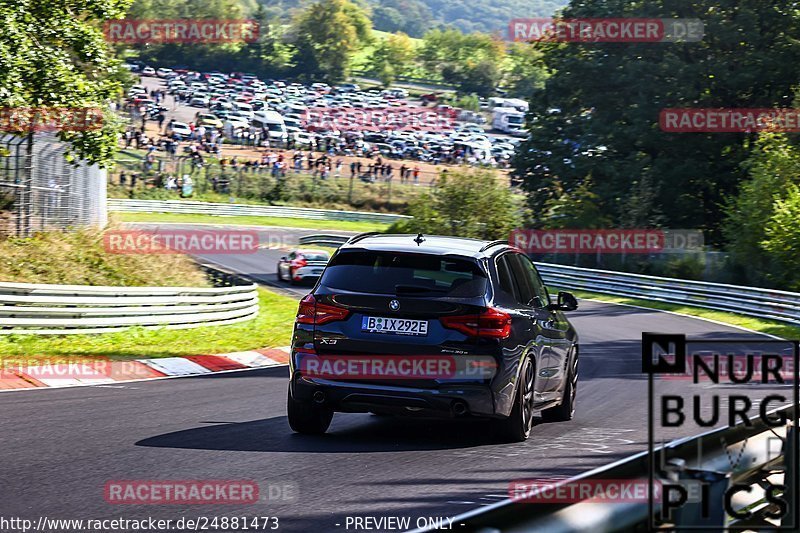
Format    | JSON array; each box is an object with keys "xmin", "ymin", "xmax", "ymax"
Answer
[{"xmin": 0, "ymin": 133, "xmax": 107, "ymax": 236}]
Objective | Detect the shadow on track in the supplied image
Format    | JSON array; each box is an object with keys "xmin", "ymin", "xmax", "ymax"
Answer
[{"xmin": 135, "ymin": 414, "xmax": 539, "ymax": 453}]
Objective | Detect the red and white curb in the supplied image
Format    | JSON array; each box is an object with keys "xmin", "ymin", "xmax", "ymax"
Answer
[{"xmin": 0, "ymin": 347, "xmax": 291, "ymax": 392}]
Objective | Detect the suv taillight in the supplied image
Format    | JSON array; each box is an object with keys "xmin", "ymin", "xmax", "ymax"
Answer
[
  {"xmin": 441, "ymin": 308, "xmax": 512, "ymax": 339},
  {"xmin": 296, "ymin": 294, "xmax": 349, "ymax": 325}
]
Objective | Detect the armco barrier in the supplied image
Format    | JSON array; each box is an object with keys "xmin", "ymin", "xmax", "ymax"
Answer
[
  {"xmin": 536, "ymin": 262, "xmax": 800, "ymax": 325},
  {"xmin": 108, "ymin": 199, "xmax": 411, "ymax": 224},
  {"xmin": 0, "ymin": 273, "xmax": 258, "ymax": 335}
]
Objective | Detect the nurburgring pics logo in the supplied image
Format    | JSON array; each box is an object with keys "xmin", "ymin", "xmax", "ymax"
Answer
[
  {"xmin": 508, "ymin": 18, "xmax": 704, "ymax": 43},
  {"xmin": 643, "ymin": 334, "xmax": 799, "ymax": 529},
  {"xmin": 0, "ymin": 107, "xmax": 103, "ymax": 132},
  {"xmin": 509, "ymin": 229, "xmax": 704, "ymax": 254},
  {"xmin": 103, "ymin": 230, "xmax": 260, "ymax": 254},
  {"xmin": 103, "ymin": 19, "xmax": 260, "ymax": 44},
  {"xmin": 660, "ymin": 108, "xmax": 800, "ymax": 133}
]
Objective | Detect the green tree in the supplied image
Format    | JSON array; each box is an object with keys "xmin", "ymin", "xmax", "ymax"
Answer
[
  {"xmin": 761, "ymin": 184, "xmax": 800, "ymax": 290},
  {"xmin": 291, "ymin": 0, "xmax": 373, "ymax": 82},
  {"xmin": 368, "ymin": 32, "xmax": 416, "ymax": 85},
  {"xmin": 455, "ymin": 60, "xmax": 500, "ymax": 97},
  {"xmin": 372, "ymin": 0, "xmax": 431, "ymax": 37},
  {"xmin": 724, "ymin": 133, "xmax": 800, "ymax": 285},
  {"xmin": 543, "ymin": 178, "xmax": 611, "ymax": 229},
  {"xmin": 419, "ymin": 28, "xmax": 505, "ymax": 94},
  {"xmin": 396, "ymin": 169, "xmax": 522, "ymax": 239},
  {"xmin": 0, "ymin": 0, "xmax": 131, "ymax": 165},
  {"xmin": 241, "ymin": 5, "xmax": 294, "ymax": 75},
  {"xmin": 124, "ymin": 0, "xmax": 253, "ymax": 73},
  {"xmin": 504, "ymin": 43, "xmax": 548, "ymax": 98}
]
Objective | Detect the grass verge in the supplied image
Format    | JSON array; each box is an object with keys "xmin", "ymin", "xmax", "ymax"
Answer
[
  {"xmin": 556, "ymin": 287, "xmax": 800, "ymax": 339},
  {"xmin": 0, "ymin": 227, "xmax": 208, "ymax": 286},
  {"xmin": 115, "ymin": 211, "xmax": 390, "ymax": 232},
  {"xmin": 0, "ymin": 287, "xmax": 298, "ymax": 358}
]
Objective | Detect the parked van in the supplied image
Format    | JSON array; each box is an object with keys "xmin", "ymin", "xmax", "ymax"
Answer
[{"xmin": 252, "ymin": 111, "xmax": 288, "ymax": 144}]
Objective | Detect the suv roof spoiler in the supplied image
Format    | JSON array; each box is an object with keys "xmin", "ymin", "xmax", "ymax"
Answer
[{"xmin": 346, "ymin": 232, "xmax": 383, "ymax": 245}]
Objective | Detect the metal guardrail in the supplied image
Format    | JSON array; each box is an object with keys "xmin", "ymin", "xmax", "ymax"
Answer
[
  {"xmin": 108, "ymin": 199, "xmax": 411, "ymax": 224},
  {"xmin": 0, "ymin": 267, "xmax": 258, "ymax": 335},
  {"xmin": 536, "ymin": 262, "xmax": 800, "ymax": 325}
]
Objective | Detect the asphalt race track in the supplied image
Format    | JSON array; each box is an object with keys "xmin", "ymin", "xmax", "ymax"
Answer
[{"xmin": 0, "ymin": 224, "xmax": 775, "ymax": 532}]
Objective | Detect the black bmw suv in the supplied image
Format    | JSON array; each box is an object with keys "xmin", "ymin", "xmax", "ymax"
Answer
[{"xmin": 287, "ymin": 233, "xmax": 580, "ymax": 441}]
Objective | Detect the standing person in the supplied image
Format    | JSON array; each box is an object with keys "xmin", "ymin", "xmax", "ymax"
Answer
[
  {"xmin": 399, "ymin": 164, "xmax": 407, "ymax": 184},
  {"xmin": 334, "ymin": 158, "xmax": 342, "ymax": 178},
  {"xmin": 356, "ymin": 161, "xmax": 362, "ymax": 176},
  {"xmin": 350, "ymin": 161, "xmax": 357, "ymax": 179},
  {"xmin": 413, "ymin": 166, "xmax": 420, "ymax": 184}
]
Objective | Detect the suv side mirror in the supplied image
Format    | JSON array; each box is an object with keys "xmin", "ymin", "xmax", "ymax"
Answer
[{"xmin": 548, "ymin": 291, "xmax": 578, "ymax": 312}]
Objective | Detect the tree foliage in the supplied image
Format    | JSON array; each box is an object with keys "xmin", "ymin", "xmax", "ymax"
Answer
[
  {"xmin": 0, "ymin": 0, "xmax": 133, "ymax": 164},
  {"xmin": 512, "ymin": 0, "xmax": 800, "ymax": 243},
  {"xmin": 761, "ymin": 184, "xmax": 800, "ymax": 290},
  {"xmin": 291, "ymin": 0, "xmax": 373, "ymax": 82},
  {"xmin": 723, "ymin": 133, "xmax": 800, "ymax": 286},
  {"xmin": 420, "ymin": 29, "xmax": 505, "ymax": 95},
  {"xmin": 368, "ymin": 32, "xmax": 416, "ymax": 85},
  {"xmin": 371, "ymin": 0, "xmax": 432, "ymax": 37},
  {"xmin": 395, "ymin": 169, "xmax": 523, "ymax": 239}
]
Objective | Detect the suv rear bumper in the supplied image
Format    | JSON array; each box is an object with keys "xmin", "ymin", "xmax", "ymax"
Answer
[{"xmin": 291, "ymin": 375, "xmax": 497, "ymax": 418}]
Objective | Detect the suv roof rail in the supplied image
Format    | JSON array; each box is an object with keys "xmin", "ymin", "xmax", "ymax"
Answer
[
  {"xmin": 346, "ymin": 232, "xmax": 383, "ymax": 245},
  {"xmin": 479, "ymin": 240, "xmax": 509, "ymax": 252}
]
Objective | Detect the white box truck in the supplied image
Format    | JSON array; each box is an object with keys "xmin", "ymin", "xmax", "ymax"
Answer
[{"xmin": 492, "ymin": 108, "xmax": 526, "ymax": 135}]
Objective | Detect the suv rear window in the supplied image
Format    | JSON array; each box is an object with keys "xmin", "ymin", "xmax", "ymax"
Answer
[{"xmin": 321, "ymin": 251, "xmax": 487, "ymax": 297}]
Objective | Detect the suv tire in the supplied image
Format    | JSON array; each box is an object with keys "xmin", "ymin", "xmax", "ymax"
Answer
[
  {"xmin": 497, "ymin": 358, "xmax": 535, "ymax": 442},
  {"xmin": 287, "ymin": 388, "xmax": 333, "ymax": 434}
]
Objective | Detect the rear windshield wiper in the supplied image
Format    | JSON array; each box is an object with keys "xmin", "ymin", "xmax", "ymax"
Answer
[{"xmin": 394, "ymin": 284, "xmax": 447, "ymax": 294}]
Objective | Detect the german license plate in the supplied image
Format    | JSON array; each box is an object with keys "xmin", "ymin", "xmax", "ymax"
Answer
[{"xmin": 361, "ymin": 316, "xmax": 428, "ymax": 336}]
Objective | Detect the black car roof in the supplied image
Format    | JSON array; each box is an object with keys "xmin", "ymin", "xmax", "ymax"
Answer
[{"xmin": 338, "ymin": 233, "xmax": 514, "ymax": 259}]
